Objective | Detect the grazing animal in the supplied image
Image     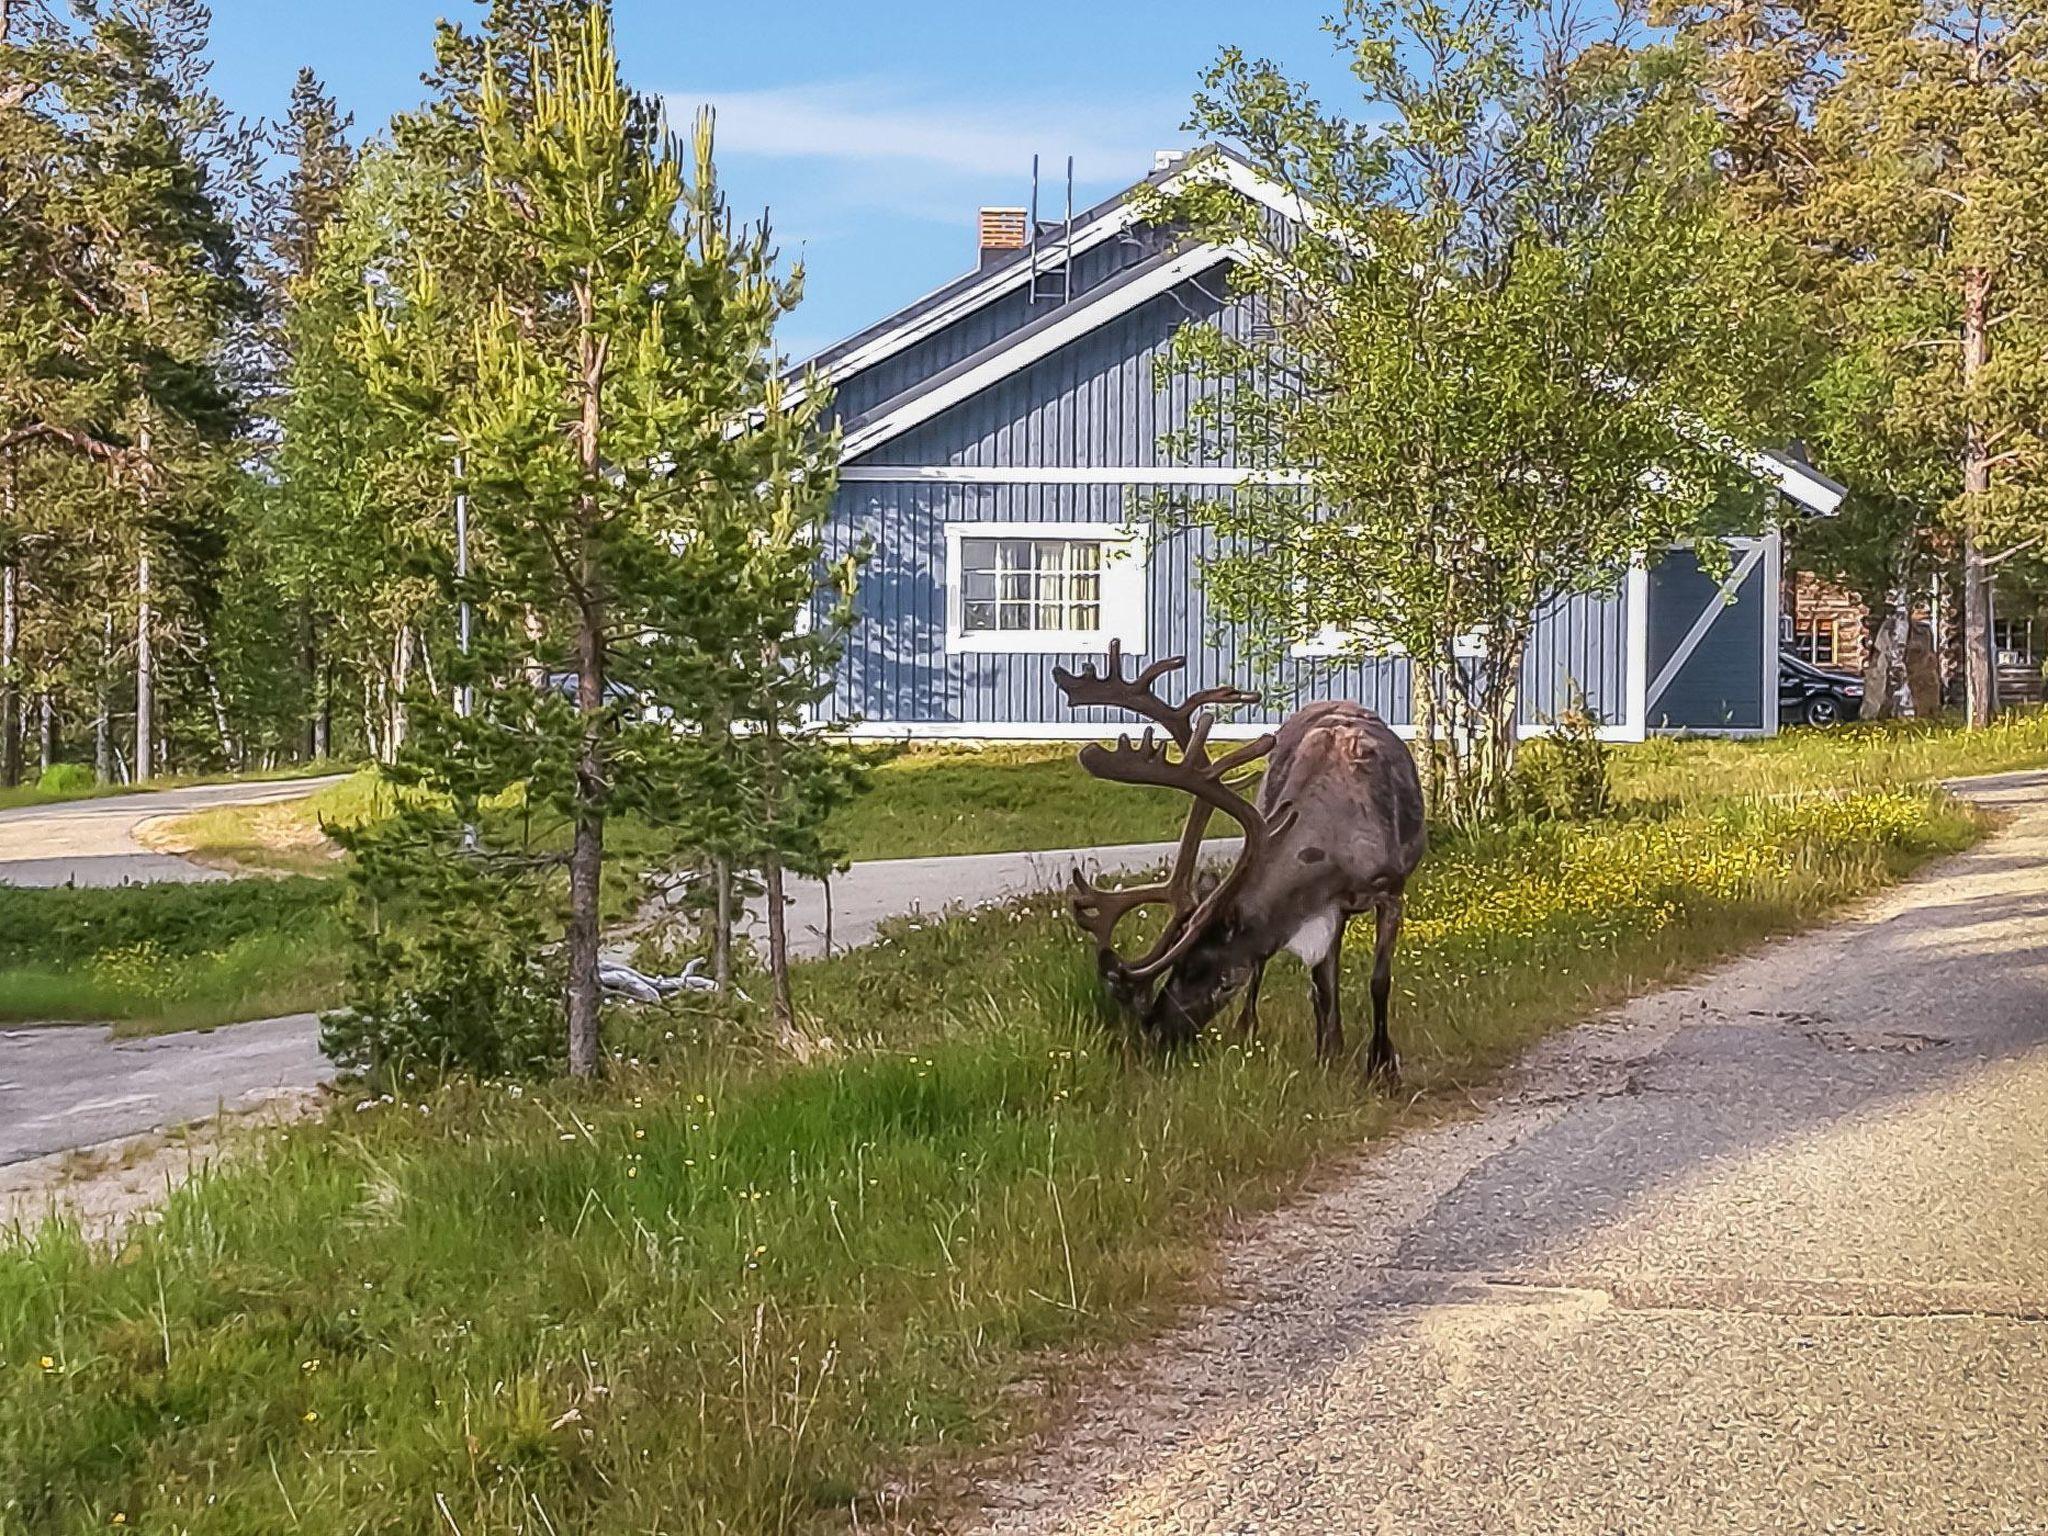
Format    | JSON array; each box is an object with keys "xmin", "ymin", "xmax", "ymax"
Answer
[{"xmin": 1053, "ymin": 644, "xmax": 1427, "ymax": 1079}]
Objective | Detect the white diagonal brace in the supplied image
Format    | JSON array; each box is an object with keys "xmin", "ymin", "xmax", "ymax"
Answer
[{"xmin": 1646, "ymin": 540, "xmax": 1769, "ymax": 709}]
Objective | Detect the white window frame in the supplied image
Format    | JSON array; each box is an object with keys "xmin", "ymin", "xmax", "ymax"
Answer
[
  {"xmin": 944, "ymin": 520, "xmax": 1149, "ymax": 654},
  {"xmin": 1290, "ymin": 620, "xmax": 1488, "ymax": 661}
]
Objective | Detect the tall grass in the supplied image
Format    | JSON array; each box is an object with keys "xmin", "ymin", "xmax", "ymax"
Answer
[
  {"xmin": 0, "ymin": 880, "xmax": 345, "ymax": 1031},
  {"xmin": 0, "ymin": 784, "xmax": 1979, "ymax": 1533}
]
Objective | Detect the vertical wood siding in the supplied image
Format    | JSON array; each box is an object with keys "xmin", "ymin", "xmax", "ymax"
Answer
[
  {"xmin": 822, "ymin": 251, "xmax": 1667, "ymax": 737},
  {"xmin": 863, "ymin": 261, "xmax": 1246, "ymax": 468},
  {"xmin": 826, "ymin": 230, "xmax": 1173, "ymax": 423}
]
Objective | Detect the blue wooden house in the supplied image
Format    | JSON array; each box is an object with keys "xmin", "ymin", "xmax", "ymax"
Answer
[{"xmin": 795, "ymin": 147, "xmax": 1845, "ymax": 742}]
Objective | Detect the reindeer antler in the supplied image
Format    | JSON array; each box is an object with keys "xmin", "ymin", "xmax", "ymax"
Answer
[
  {"xmin": 1052, "ymin": 640, "xmax": 1259, "ymax": 751},
  {"xmin": 1052, "ymin": 644, "xmax": 1283, "ymax": 982}
]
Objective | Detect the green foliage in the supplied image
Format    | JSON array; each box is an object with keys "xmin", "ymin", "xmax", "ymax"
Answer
[
  {"xmin": 1507, "ymin": 705, "xmax": 1614, "ymax": 823},
  {"xmin": 0, "ymin": 878, "xmax": 335, "ymax": 969},
  {"xmin": 1149, "ymin": 0, "xmax": 1799, "ymax": 820},
  {"xmin": 0, "ymin": 878, "xmax": 343, "ymax": 1028},
  {"xmin": 342, "ymin": 3, "xmax": 855, "ymax": 1073},
  {"xmin": 323, "ymin": 803, "xmax": 564, "ymax": 1084},
  {"xmin": 0, "ymin": 770, "xmax": 1979, "ymax": 1531},
  {"xmin": 33, "ymin": 762, "xmax": 92, "ymax": 795}
]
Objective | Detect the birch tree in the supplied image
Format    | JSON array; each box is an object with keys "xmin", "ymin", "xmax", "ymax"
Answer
[{"xmin": 1155, "ymin": 0, "xmax": 1795, "ymax": 819}]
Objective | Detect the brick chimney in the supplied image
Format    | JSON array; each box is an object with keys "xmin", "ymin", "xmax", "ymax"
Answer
[{"xmin": 977, "ymin": 206, "xmax": 1028, "ymax": 268}]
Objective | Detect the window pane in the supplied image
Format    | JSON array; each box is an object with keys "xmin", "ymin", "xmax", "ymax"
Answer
[{"xmin": 956, "ymin": 533, "xmax": 1114, "ymax": 636}]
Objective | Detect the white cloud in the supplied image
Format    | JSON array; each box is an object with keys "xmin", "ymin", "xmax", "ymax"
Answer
[{"xmin": 663, "ymin": 78, "xmax": 1183, "ymax": 183}]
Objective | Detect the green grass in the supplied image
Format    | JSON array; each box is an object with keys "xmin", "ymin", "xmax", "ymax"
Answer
[
  {"xmin": 1614, "ymin": 712, "xmax": 2048, "ymax": 806},
  {"xmin": 0, "ymin": 773, "xmax": 1985, "ymax": 1533},
  {"xmin": 0, "ymin": 880, "xmax": 346, "ymax": 1032},
  {"xmin": 139, "ymin": 714, "xmax": 2048, "ymax": 878}
]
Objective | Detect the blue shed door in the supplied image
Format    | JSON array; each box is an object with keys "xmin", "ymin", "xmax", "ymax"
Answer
[{"xmin": 1646, "ymin": 537, "xmax": 1779, "ymax": 734}]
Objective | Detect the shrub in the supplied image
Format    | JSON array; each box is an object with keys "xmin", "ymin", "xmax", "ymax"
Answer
[
  {"xmin": 323, "ymin": 795, "xmax": 565, "ymax": 1085},
  {"xmin": 1509, "ymin": 703, "xmax": 1613, "ymax": 822},
  {"xmin": 35, "ymin": 762, "xmax": 95, "ymax": 795}
]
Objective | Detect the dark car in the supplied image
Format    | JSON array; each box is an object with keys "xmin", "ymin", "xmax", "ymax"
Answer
[{"xmin": 1780, "ymin": 655, "xmax": 1866, "ymax": 726}]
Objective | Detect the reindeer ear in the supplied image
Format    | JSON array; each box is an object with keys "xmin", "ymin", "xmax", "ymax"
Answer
[{"xmin": 1194, "ymin": 868, "xmax": 1222, "ymax": 900}]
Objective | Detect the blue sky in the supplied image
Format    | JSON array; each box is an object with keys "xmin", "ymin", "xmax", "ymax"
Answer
[{"xmin": 199, "ymin": 2, "xmax": 1350, "ymax": 362}]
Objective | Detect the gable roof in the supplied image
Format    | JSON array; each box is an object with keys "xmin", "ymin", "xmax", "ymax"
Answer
[
  {"xmin": 820, "ymin": 148, "xmax": 1847, "ymax": 516},
  {"xmin": 837, "ymin": 240, "xmax": 1243, "ymax": 462},
  {"xmin": 786, "ymin": 146, "xmax": 1301, "ymax": 403}
]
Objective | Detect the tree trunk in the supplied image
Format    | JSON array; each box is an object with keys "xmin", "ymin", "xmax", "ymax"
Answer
[
  {"xmin": 1904, "ymin": 617, "xmax": 1942, "ymax": 717},
  {"xmin": 712, "ymin": 856, "xmax": 733, "ymax": 994},
  {"xmin": 312, "ymin": 652, "xmax": 331, "ymax": 761},
  {"xmin": 134, "ymin": 540, "xmax": 154, "ymax": 781},
  {"xmin": 563, "ymin": 276, "xmax": 610, "ymax": 1080},
  {"xmin": 204, "ymin": 657, "xmax": 237, "ymax": 768},
  {"xmin": 564, "ymin": 595, "xmax": 606, "ymax": 1078},
  {"xmin": 38, "ymin": 689, "xmax": 52, "ymax": 774},
  {"xmin": 95, "ymin": 607, "xmax": 114, "ymax": 784},
  {"xmin": 1961, "ymin": 266, "xmax": 1996, "ymax": 728},
  {"xmin": 763, "ymin": 852, "xmax": 796, "ymax": 1036},
  {"xmin": 301, "ymin": 603, "xmax": 320, "ymax": 761},
  {"xmin": 1, "ymin": 556, "xmax": 18, "ymax": 790},
  {"xmin": 386, "ymin": 624, "xmax": 413, "ymax": 762},
  {"xmin": 1861, "ymin": 603, "xmax": 1904, "ymax": 721}
]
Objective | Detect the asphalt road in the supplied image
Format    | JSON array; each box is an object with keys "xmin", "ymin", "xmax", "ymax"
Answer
[
  {"xmin": 0, "ymin": 786, "xmax": 1216, "ymax": 1162},
  {"xmin": 0, "ymin": 775, "xmax": 350, "ymax": 887},
  {"xmin": 971, "ymin": 770, "xmax": 2048, "ymax": 1536}
]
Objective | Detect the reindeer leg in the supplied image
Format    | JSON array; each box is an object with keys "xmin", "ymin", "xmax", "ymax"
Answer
[
  {"xmin": 1367, "ymin": 894, "xmax": 1404, "ymax": 1084},
  {"xmin": 1234, "ymin": 957, "xmax": 1268, "ymax": 1039},
  {"xmin": 1310, "ymin": 932, "xmax": 1345, "ymax": 1065}
]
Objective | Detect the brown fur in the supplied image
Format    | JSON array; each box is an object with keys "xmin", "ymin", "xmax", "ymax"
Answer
[{"xmin": 1150, "ymin": 701, "xmax": 1427, "ymax": 1078}]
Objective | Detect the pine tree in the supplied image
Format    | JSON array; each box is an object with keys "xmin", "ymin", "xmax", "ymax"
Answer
[
  {"xmin": 349, "ymin": 2, "xmax": 845, "ymax": 1077},
  {"xmin": 0, "ymin": 0, "xmax": 255, "ymax": 780},
  {"xmin": 1671, "ymin": 0, "xmax": 2048, "ymax": 724},
  {"xmin": 1814, "ymin": 0, "xmax": 2048, "ymax": 725}
]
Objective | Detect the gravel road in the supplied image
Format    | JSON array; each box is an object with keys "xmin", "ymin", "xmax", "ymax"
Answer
[{"xmin": 969, "ymin": 770, "xmax": 2048, "ymax": 1536}]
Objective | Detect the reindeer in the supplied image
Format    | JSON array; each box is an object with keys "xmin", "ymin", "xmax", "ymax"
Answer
[{"xmin": 1052, "ymin": 642, "xmax": 1426, "ymax": 1079}]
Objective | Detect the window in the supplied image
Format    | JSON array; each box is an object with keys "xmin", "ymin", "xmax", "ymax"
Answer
[
  {"xmin": 961, "ymin": 537, "xmax": 1103, "ymax": 634},
  {"xmin": 1793, "ymin": 620, "xmax": 1840, "ymax": 668},
  {"xmin": 944, "ymin": 522, "xmax": 1147, "ymax": 653}
]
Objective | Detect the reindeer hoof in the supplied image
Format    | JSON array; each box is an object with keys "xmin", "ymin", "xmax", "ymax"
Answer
[{"xmin": 1365, "ymin": 1050, "xmax": 1400, "ymax": 1088}]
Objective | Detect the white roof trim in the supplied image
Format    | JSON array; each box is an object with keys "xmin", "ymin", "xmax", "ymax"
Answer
[
  {"xmin": 787, "ymin": 153, "xmax": 1301, "ymax": 403},
  {"xmin": 1754, "ymin": 451, "xmax": 1845, "ymax": 515},
  {"xmin": 840, "ymin": 242, "xmax": 1249, "ymax": 461},
  {"xmin": 839, "ymin": 465, "xmax": 1309, "ymax": 485}
]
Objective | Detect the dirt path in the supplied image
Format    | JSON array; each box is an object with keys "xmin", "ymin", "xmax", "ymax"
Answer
[
  {"xmin": 968, "ymin": 771, "xmax": 2048, "ymax": 1535},
  {"xmin": 0, "ymin": 775, "xmax": 349, "ymax": 887}
]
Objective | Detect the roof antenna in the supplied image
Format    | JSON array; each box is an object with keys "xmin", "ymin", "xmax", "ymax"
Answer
[{"xmin": 1028, "ymin": 154, "xmax": 1076, "ymax": 308}]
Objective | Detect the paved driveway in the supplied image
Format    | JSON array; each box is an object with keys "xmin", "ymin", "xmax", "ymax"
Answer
[
  {"xmin": 971, "ymin": 771, "xmax": 2048, "ymax": 1535},
  {"xmin": 0, "ymin": 776, "xmax": 350, "ymax": 887}
]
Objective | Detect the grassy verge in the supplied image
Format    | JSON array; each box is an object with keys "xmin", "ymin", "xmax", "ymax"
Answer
[
  {"xmin": 139, "ymin": 714, "xmax": 2048, "ymax": 877},
  {"xmin": 0, "ymin": 881, "xmax": 346, "ymax": 1032},
  {"xmin": 137, "ymin": 744, "xmax": 1208, "ymax": 877},
  {"xmin": 0, "ymin": 780, "xmax": 1981, "ymax": 1532}
]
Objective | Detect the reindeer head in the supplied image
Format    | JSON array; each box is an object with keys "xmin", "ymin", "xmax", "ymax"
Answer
[{"xmin": 1052, "ymin": 642, "xmax": 1296, "ymax": 1046}]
